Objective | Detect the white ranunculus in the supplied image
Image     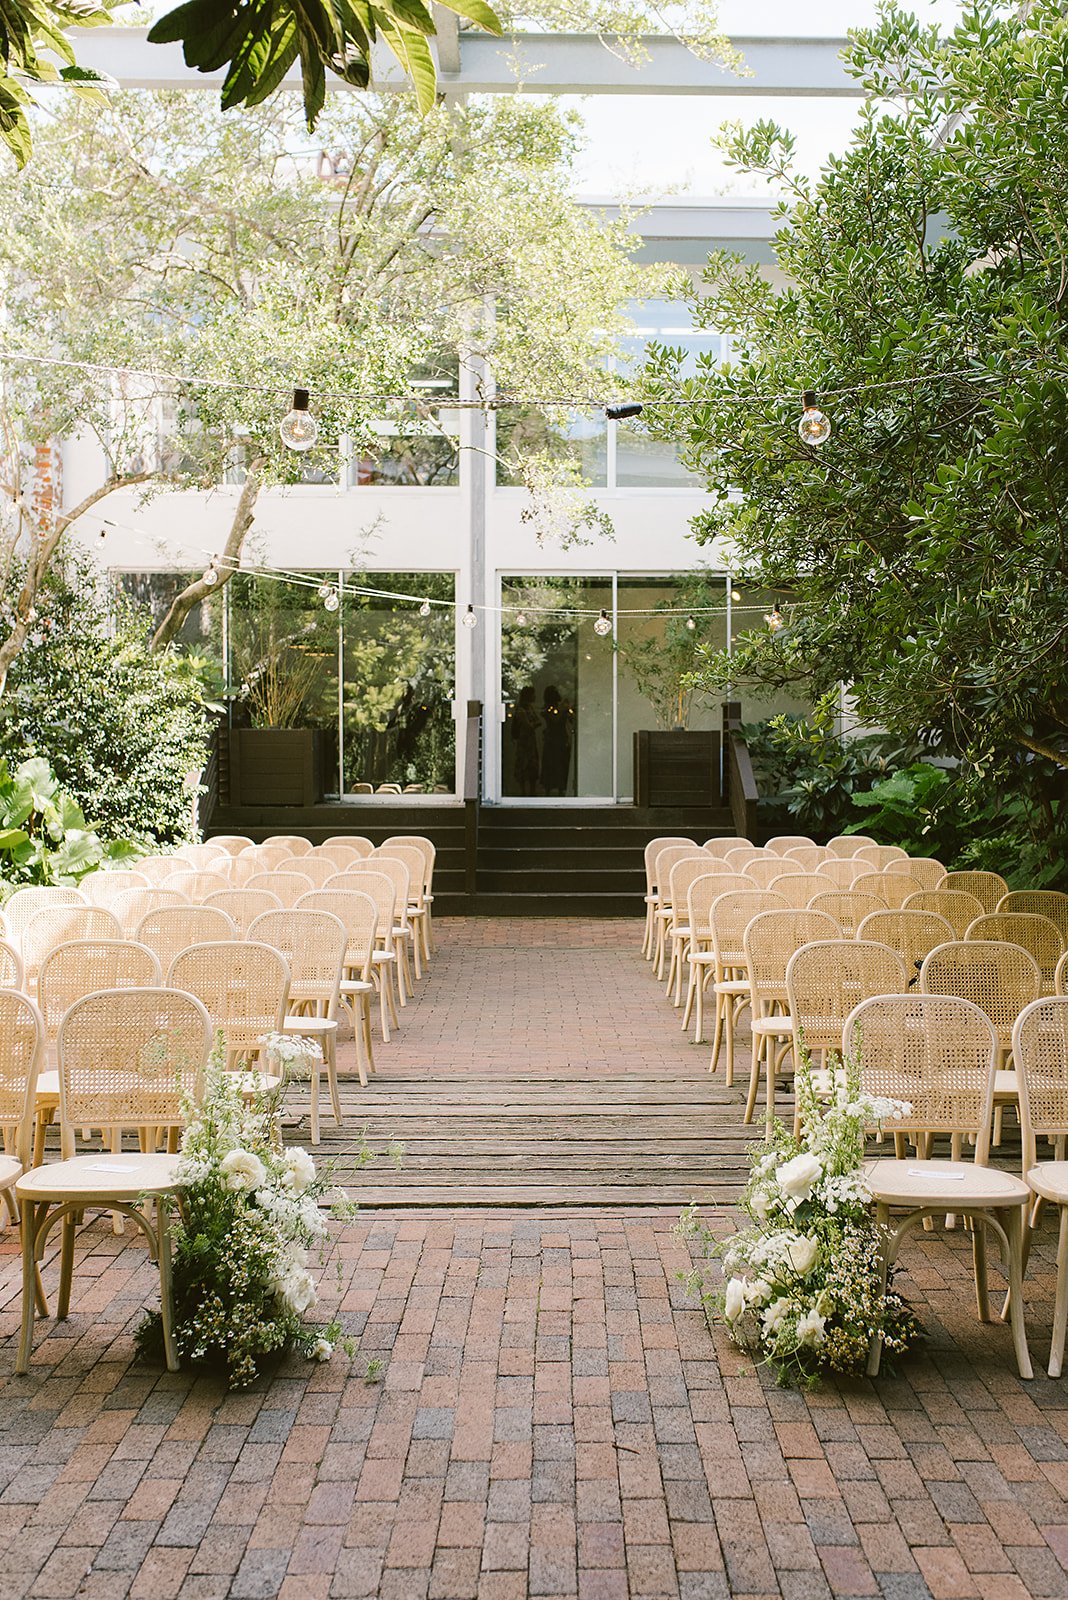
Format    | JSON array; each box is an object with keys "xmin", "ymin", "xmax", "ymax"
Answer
[
  {"xmin": 220, "ymin": 1148, "xmax": 266, "ymax": 1192},
  {"xmin": 280, "ymin": 1266, "xmax": 317, "ymax": 1315},
  {"xmin": 751, "ymin": 1188, "xmax": 770, "ymax": 1221},
  {"xmin": 796, "ymin": 1308, "xmax": 826, "ymax": 1347},
  {"xmin": 777, "ymin": 1153, "xmax": 822, "ymax": 1203},
  {"xmin": 310, "ymin": 1335, "xmax": 333, "ymax": 1361},
  {"xmin": 787, "ymin": 1235, "xmax": 819, "ymax": 1276},
  {"xmin": 724, "ymin": 1278, "xmax": 747, "ymax": 1322},
  {"xmin": 746, "ymin": 1278, "xmax": 773, "ymax": 1307},
  {"xmin": 762, "ymin": 1297, "xmax": 792, "ymax": 1337},
  {"xmin": 284, "ymin": 1148, "xmax": 316, "ymax": 1193}
]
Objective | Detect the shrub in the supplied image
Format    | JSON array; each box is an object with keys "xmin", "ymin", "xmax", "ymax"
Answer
[{"xmin": 0, "ymin": 756, "xmax": 139, "ymax": 894}]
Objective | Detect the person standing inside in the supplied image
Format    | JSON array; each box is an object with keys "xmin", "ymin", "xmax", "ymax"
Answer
[
  {"xmin": 511, "ymin": 685, "xmax": 541, "ymax": 796},
  {"xmin": 540, "ymin": 684, "xmax": 573, "ymax": 795}
]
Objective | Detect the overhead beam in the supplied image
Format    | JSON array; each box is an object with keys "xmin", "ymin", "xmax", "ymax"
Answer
[{"xmin": 72, "ymin": 27, "xmax": 860, "ymax": 97}]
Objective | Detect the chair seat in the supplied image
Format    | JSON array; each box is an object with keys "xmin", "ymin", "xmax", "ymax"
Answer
[
  {"xmin": 714, "ymin": 978, "xmax": 750, "ymax": 995},
  {"xmin": 372, "ymin": 949, "xmax": 395, "ymax": 965},
  {"xmin": 282, "ymin": 1015, "xmax": 336, "ymax": 1036},
  {"xmin": 671, "ymin": 924, "xmax": 691, "ymax": 941},
  {"xmin": 751, "ymin": 1014, "xmax": 793, "ymax": 1036},
  {"xmin": 234, "ymin": 1070, "xmax": 282, "ymax": 1095},
  {"xmin": 863, "ymin": 1156, "xmax": 1031, "ymax": 1210},
  {"xmin": 35, "ymin": 1069, "xmax": 59, "ymax": 1108},
  {"xmin": 1027, "ymin": 1162, "xmax": 1068, "ymax": 1205},
  {"xmin": 688, "ymin": 949, "xmax": 717, "ymax": 966},
  {"xmin": 17, "ymin": 1151, "xmax": 181, "ymax": 1203},
  {"xmin": 341, "ymin": 978, "xmax": 374, "ymax": 995},
  {"xmin": 994, "ymin": 1069, "xmax": 1019, "ymax": 1100},
  {"xmin": 0, "ymin": 1154, "xmax": 21, "ymax": 1190}
]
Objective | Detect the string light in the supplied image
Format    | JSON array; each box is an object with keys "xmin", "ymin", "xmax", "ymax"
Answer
[
  {"xmin": 605, "ymin": 402, "xmax": 644, "ymax": 421},
  {"xmin": 322, "ymin": 586, "xmax": 340, "ymax": 612},
  {"xmin": 202, "ymin": 562, "xmax": 219, "ymax": 586},
  {"xmin": 418, "ymin": 599, "xmax": 432, "ymax": 617},
  {"xmin": 730, "ymin": 587, "xmax": 742, "ymax": 601},
  {"xmin": 462, "ymin": 604, "xmax": 477, "ymax": 629},
  {"xmin": 279, "ymin": 388, "xmax": 318, "ymax": 452},
  {"xmin": 316, "ymin": 582, "xmax": 334, "ymax": 599},
  {"xmin": 593, "ymin": 609, "xmax": 613, "ymax": 637},
  {"xmin": 765, "ymin": 602, "xmax": 785, "ymax": 633},
  {"xmin": 798, "ymin": 390, "xmax": 831, "ymax": 447},
  {"xmin": 515, "ymin": 611, "xmax": 527, "ymax": 627},
  {"xmin": 685, "ymin": 615, "xmax": 696, "ymax": 631}
]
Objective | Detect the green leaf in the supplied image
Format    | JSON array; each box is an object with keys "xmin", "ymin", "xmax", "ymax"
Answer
[{"xmin": 434, "ymin": 0, "xmax": 502, "ymax": 36}]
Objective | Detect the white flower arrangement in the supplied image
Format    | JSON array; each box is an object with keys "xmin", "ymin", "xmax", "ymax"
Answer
[
  {"xmin": 678, "ymin": 1046, "xmax": 923, "ymax": 1385},
  {"xmin": 135, "ymin": 1042, "xmax": 357, "ymax": 1388},
  {"xmin": 259, "ymin": 1031, "xmax": 324, "ymax": 1076}
]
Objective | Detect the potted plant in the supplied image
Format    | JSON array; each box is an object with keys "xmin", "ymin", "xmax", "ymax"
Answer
[{"xmin": 620, "ymin": 572, "xmax": 724, "ymax": 807}]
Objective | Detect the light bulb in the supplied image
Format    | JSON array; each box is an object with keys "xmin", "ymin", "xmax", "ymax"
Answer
[
  {"xmin": 202, "ymin": 565, "xmax": 219, "ymax": 586},
  {"xmin": 798, "ymin": 389, "xmax": 831, "ymax": 447},
  {"xmin": 279, "ymin": 387, "xmax": 319, "ymax": 452},
  {"xmin": 765, "ymin": 604, "xmax": 785, "ymax": 633},
  {"xmin": 323, "ymin": 588, "xmax": 340, "ymax": 612},
  {"xmin": 515, "ymin": 611, "xmax": 527, "ymax": 628},
  {"xmin": 594, "ymin": 609, "xmax": 613, "ymax": 637},
  {"xmin": 317, "ymin": 582, "xmax": 333, "ymax": 599},
  {"xmin": 419, "ymin": 599, "xmax": 431, "ymax": 617},
  {"xmin": 685, "ymin": 616, "xmax": 696, "ymax": 631},
  {"xmin": 462, "ymin": 605, "xmax": 477, "ymax": 629},
  {"xmin": 730, "ymin": 588, "xmax": 742, "ymax": 602}
]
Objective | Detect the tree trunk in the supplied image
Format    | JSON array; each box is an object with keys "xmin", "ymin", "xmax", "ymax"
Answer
[{"xmin": 150, "ymin": 459, "xmax": 265, "ymax": 653}]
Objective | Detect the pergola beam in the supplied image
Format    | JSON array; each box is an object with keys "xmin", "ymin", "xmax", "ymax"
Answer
[{"xmin": 72, "ymin": 27, "xmax": 860, "ymax": 97}]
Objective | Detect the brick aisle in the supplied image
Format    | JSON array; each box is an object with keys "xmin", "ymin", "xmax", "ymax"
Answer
[{"xmin": 1, "ymin": 919, "xmax": 1068, "ymax": 1599}]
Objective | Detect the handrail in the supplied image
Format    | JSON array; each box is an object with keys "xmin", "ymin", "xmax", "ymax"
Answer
[{"xmin": 723, "ymin": 703, "xmax": 758, "ymax": 841}]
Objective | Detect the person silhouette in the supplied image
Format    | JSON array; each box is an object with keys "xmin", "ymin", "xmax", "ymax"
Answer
[
  {"xmin": 540, "ymin": 685, "xmax": 573, "ymax": 795},
  {"xmin": 510, "ymin": 685, "xmax": 541, "ymax": 796}
]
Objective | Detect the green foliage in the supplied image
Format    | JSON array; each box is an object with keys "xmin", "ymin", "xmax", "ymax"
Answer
[
  {"xmin": 617, "ymin": 570, "xmax": 723, "ymax": 729},
  {"xmin": 0, "ymin": 0, "xmax": 116, "ymax": 169},
  {"xmin": 642, "ymin": 0, "xmax": 1068, "ymax": 861},
  {"xmin": 743, "ymin": 696, "xmax": 906, "ymax": 837},
  {"xmin": 0, "ymin": 562, "xmax": 209, "ymax": 846},
  {"xmin": 0, "ymin": 754, "xmax": 138, "ymax": 894}
]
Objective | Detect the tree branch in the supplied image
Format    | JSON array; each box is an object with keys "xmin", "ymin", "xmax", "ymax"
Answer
[{"xmin": 150, "ymin": 457, "xmax": 266, "ymax": 653}]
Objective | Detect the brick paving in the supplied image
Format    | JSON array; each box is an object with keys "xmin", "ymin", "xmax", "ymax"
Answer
[{"xmin": 1, "ymin": 918, "xmax": 1068, "ymax": 1599}]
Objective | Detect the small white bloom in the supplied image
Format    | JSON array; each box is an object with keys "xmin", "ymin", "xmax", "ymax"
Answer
[
  {"xmin": 777, "ymin": 1153, "xmax": 822, "ymax": 1203},
  {"xmin": 220, "ymin": 1148, "xmax": 266, "ymax": 1192},
  {"xmin": 787, "ymin": 1235, "xmax": 819, "ymax": 1276},
  {"xmin": 310, "ymin": 1335, "xmax": 333, "ymax": 1361},
  {"xmin": 796, "ymin": 1308, "xmax": 827, "ymax": 1347},
  {"xmin": 284, "ymin": 1148, "xmax": 316, "ymax": 1193},
  {"xmin": 762, "ymin": 1297, "xmax": 792, "ymax": 1337},
  {"xmin": 746, "ymin": 1277, "xmax": 773, "ymax": 1307},
  {"xmin": 724, "ymin": 1278, "xmax": 746, "ymax": 1323}
]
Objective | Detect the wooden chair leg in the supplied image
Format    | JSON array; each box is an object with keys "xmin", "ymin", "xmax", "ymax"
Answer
[
  {"xmin": 1003, "ymin": 1204, "xmax": 1033, "ymax": 1380},
  {"xmin": 1049, "ymin": 1205, "xmax": 1068, "ymax": 1379},
  {"xmin": 157, "ymin": 1202, "xmax": 180, "ymax": 1373},
  {"xmin": 17, "ymin": 1199, "xmax": 38, "ymax": 1374},
  {"xmin": 326, "ymin": 1031, "xmax": 341, "ymax": 1125},
  {"xmin": 58, "ymin": 1211, "xmax": 76, "ymax": 1320},
  {"xmin": 309, "ymin": 1056, "xmax": 321, "ymax": 1146},
  {"xmin": 972, "ymin": 1219, "xmax": 990, "ymax": 1321}
]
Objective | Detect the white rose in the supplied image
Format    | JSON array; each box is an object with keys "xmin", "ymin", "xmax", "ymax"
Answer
[
  {"xmin": 796, "ymin": 1308, "xmax": 826, "ymax": 1347},
  {"xmin": 280, "ymin": 1266, "xmax": 317, "ymax": 1315},
  {"xmin": 220, "ymin": 1148, "xmax": 266, "ymax": 1192},
  {"xmin": 762, "ymin": 1297, "xmax": 792, "ymax": 1337},
  {"xmin": 284, "ymin": 1148, "xmax": 316, "ymax": 1193},
  {"xmin": 787, "ymin": 1236, "xmax": 819, "ymax": 1276},
  {"xmin": 724, "ymin": 1278, "xmax": 747, "ymax": 1323},
  {"xmin": 310, "ymin": 1335, "xmax": 333, "ymax": 1362},
  {"xmin": 777, "ymin": 1153, "xmax": 822, "ymax": 1203}
]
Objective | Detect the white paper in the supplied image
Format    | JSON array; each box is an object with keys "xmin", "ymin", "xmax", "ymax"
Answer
[
  {"xmin": 86, "ymin": 1163, "xmax": 139, "ymax": 1174},
  {"xmin": 907, "ymin": 1167, "xmax": 965, "ymax": 1180}
]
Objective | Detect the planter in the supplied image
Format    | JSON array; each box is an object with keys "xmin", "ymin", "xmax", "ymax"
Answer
[
  {"xmin": 228, "ymin": 728, "xmax": 328, "ymax": 807},
  {"xmin": 633, "ymin": 729, "xmax": 722, "ymax": 808}
]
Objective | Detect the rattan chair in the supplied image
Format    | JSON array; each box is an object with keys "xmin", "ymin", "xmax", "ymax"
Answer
[
  {"xmin": 21, "ymin": 906, "xmax": 121, "ymax": 993},
  {"xmin": 245, "ymin": 869, "xmax": 315, "ymax": 909},
  {"xmin": 903, "ymin": 888, "xmax": 986, "ymax": 940},
  {"xmin": 168, "ymin": 941, "xmax": 289, "ymax": 1075},
  {"xmin": 1058, "ymin": 952, "xmax": 1068, "ymax": 996},
  {"xmin": 705, "ymin": 889, "xmax": 788, "ymax": 1084},
  {"xmin": 808, "ymin": 890, "xmax": 885, "ymax": 937},
  {"xmin": 854, "ymin": 844, "xmax": 909, "ymax": 869},
  {"xmin": 206, "ymin": 835, "xmax": 255, "ymax": 856},
  {"xmin": 641, "ymin": 837, "xmax": 696, "ymax": 960},
  {"xmin": 262, "ymin": 834, "xmax": 314, "ymax": 857},
  {"xmin": 15, "ymin": 987, "xmax": 212, "ymax": 1375},
  {"xmin": 162, "ymin": 869, "xmax": 231, "ymax": 902},
  {"xmin": 941, "ymin": 870, "xmax": 1009, "ymax": 914},
  {"xmin": 322, "ymin": 835, "xmax": 375, "ymax": 856},
  {"xmin": 373, "ymin": 844, "xmax": 431, "ymax": 973},
  {"xmin": 742, "ymin": 857, "xmax": 807, "ymax": 891},
  {"xmin": 324, "ymin": 870, "xmax": 399, "ymax": 1040},
  {"xmin": 0, "ymin": 990, "xmax": 43, "ymax": 1231},
  {"xmin": 1013, "ymin": 997, "xmax": 1068, "ymax": 1374},
  {"xmin": 136, "ymin": 905, "xmax": 237, "ymax": 976},
  {"xmin": 81, "ymin": 869, "xmax": 151, "ymax": 906},
  {"xmin": 316, "ymin": 843, "xmax": 366, "ymax": 873},
  {"xmin": 783, "ymin": 846, "xmax": 829, "ymax": 872},
  {"xmin": 204, "ymin": 888, "xmax": 283, "ymax": 935},
  {"xmin": 999, "ymin": 890, "xmax": 1068, "ymax": 946},
  {"xmin": 666, "ymin": 859, "xmax": 734, "ymax": 1005},
  {"xmin": 131, "ymin": 855, "xmax": 184, "ymax": 885},
  {"xmin": 363, "ymin": 855, "xmax": 417, "ymax": 998},
  {"xmin": 5, "ymin": 887, "xmax": 87, "ymax": 945},
  {"xmin": 826, "ymin": 835, "xmax": 876, "ymax": 858},
  {"xmin": 297, "ymin": 889, "xmax": 378, "ymax": 1084},
  {"xmin": 650, "ymin": 846, "xmax": 705, "ymax": 976},
  {"xmin": 894, "ymin": 857, "xmax": 946, "ymax": 890},
  {"xmin": 679, "ymin": 873, "xmax": 745, "ymax": 1033},
  {"xmin": 766, "ymin": 873, "xmax": 828, "ymax": 910},
  {"xmin": 742, "ymin": 909, "xmax": 842, "ymax": 1133},
  {"xmin": 856, "ymin": 909, "xmax": 954, "ymax": 985},
  {"xmin": 722, "ymin": 845, "xmax": 765, "ymax": 869},
  {"xmin": 174, "ymin": 842, "xmax": 230, "ymax": 870},
  {"xmin": 235, "ymin": 843, "xmax": 295, "ymax": 875},
  {"xmin": 843, "ymin": 992, "xmax": 1032, "ymax": 1378},
  {"xmin": 110, "ymin": 888, "xmax": 186, "ymax": 939},
  {"xmin": 786, "ymin": 939, "xmax": 908, "ymax": 1070},
  {"xmin": 702, "ymin": 836, "xmax": 750, "ymax": 852},
  {"xmin": 850, "ymin": 871, "xmax": 891, "ymax": 906},
  {"xmin": 0, "ymin": 939, "xmax": 23, "ymax": 990},
  {"xmin": 281, "ymin": 856, "xmax": 345, "ymax": 891},
  {"xmin": 815, "ymin": 858, "xmax": 866, "ymax": 889},
  {"xmin": 383, "ymin": 836, "xmax": 437, "ymax": 955},
  {"xmin": 249, "ymin": 909, "xmax": 346, "ymax": 1142},
  {"xmin": 765, "ymin": 835, "xmax": 816, "ymax": 857},
  {"xmin": 921, "ymin": 939, "xmax": 1042, "ymax": 1074},
  {"xmin": 858, "ymin": 871, "xmax": 925, "ymax": 910},
  {"xmin": 967, "ymin": 913, "xmax": 1064, "ymax": 994}
]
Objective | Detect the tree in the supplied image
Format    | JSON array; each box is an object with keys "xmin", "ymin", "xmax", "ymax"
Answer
[
  {"xmin": 640, "ymin": 0, "xmax": 1068, "ymax": 848},
  {"xmin": 0, "ymin": 87, "xmax": 657, "ymax": 684}
]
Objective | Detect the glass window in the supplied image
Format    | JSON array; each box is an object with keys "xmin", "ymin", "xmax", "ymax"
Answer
[
  {"xmin": 112, "ymin": 570, "xmax": 218, "ymax": 654},
  {"xmin": 496, "ymin": 407, "xmax": 608, "ymax": 489},
  {"xmin": 341, "ymin": 572, "xmax": 456, "ymax": 795}
]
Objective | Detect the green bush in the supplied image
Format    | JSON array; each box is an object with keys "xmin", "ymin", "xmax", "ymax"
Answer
[
  {"xmin": 0, "ymin": 756, "xmax": 139, "ymax": 895},
  {"xmin": 0, "ymin": 562, "xmax": 209, "ymax": 847},
  {"xmin": 743, "ymin": 700, "xmax": 906, "ymax": 838}
]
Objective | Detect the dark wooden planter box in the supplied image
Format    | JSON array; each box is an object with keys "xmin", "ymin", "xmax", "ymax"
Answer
[
  {"xmin": 229, "ymin": 728, "xmax": 327, "ymax": 808},
  {"xmin": 633, "ymin": 730, "xmax": 721, "ymax": 808}
]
